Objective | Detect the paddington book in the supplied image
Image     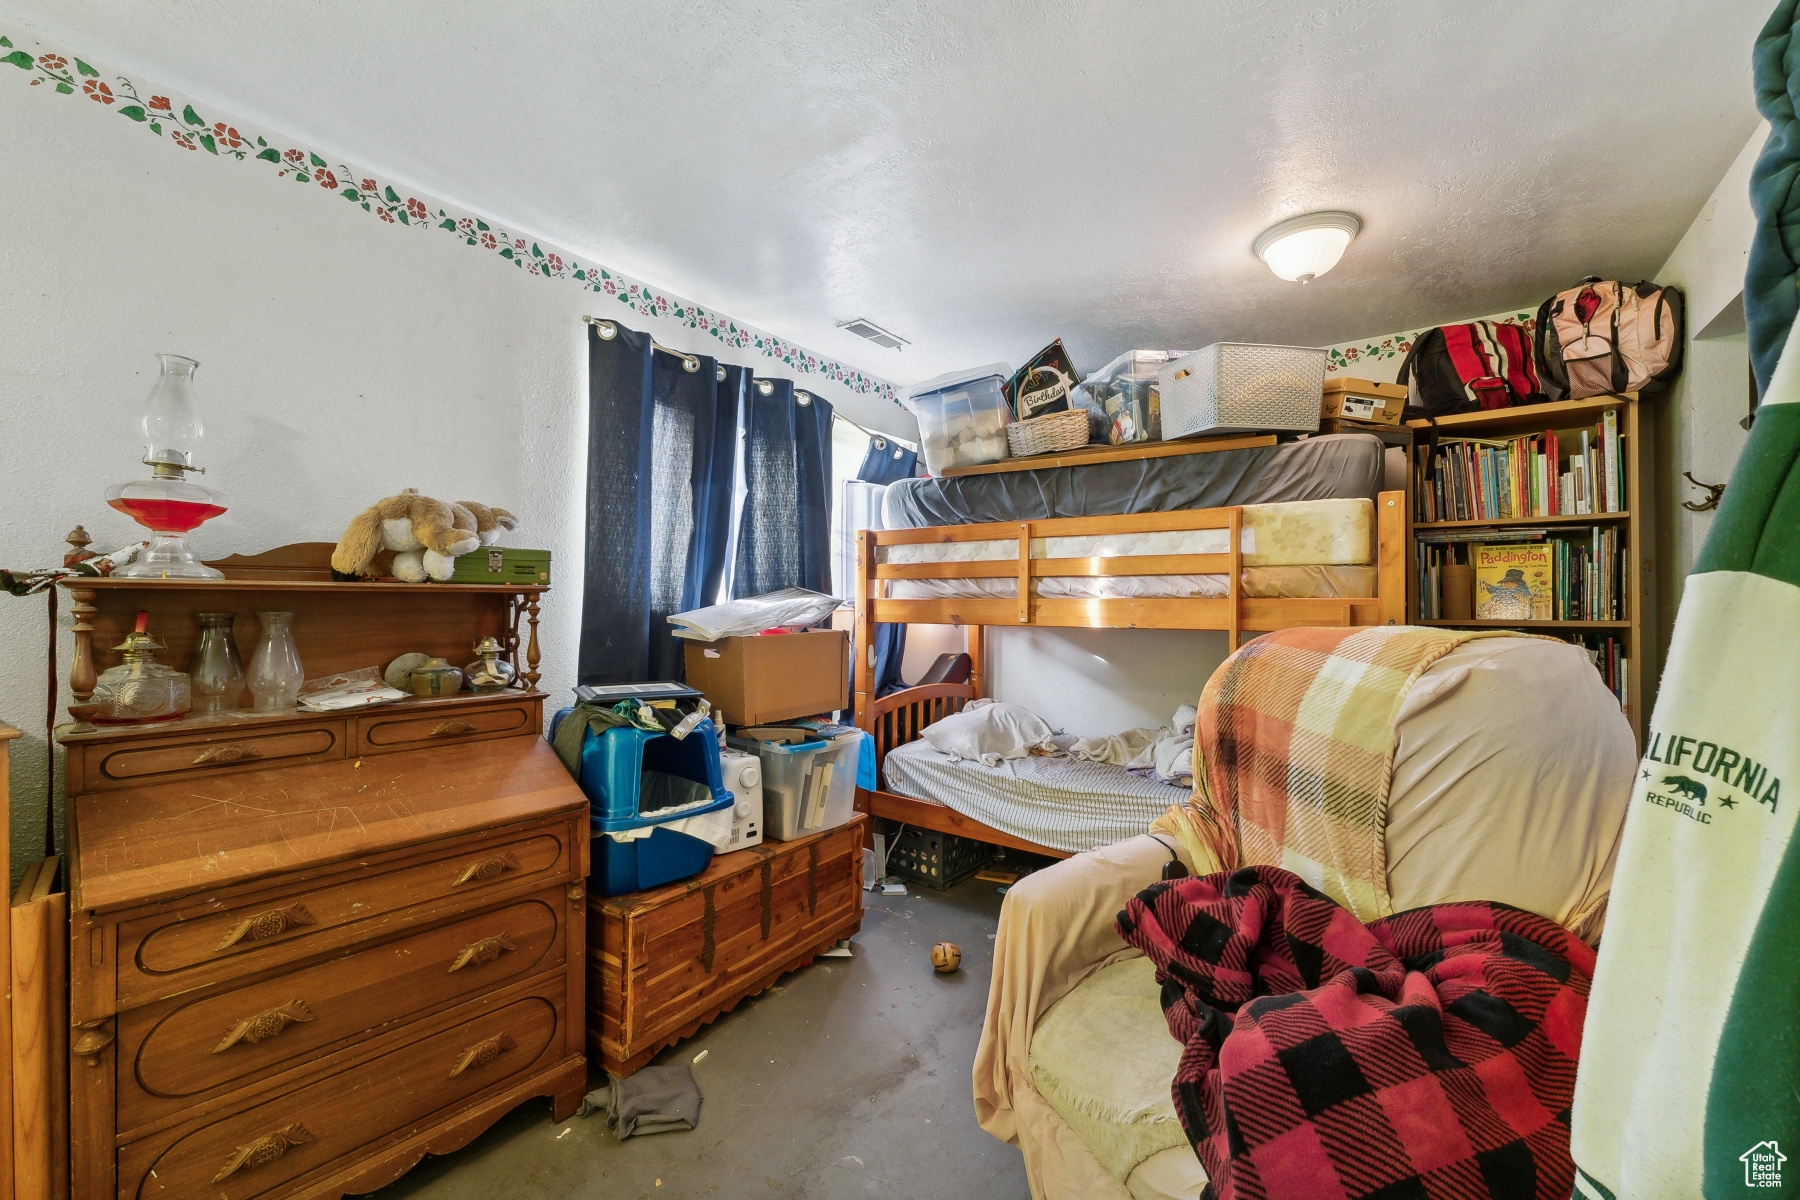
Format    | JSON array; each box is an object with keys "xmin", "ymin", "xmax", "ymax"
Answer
[{"xmin": 1474, "ymin": 542, "xmax": 1554, "ymax": 620}]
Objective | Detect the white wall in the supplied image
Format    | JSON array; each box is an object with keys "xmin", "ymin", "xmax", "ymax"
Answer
[
  {"xmin": 1649, "ymin": 124, "xmax": 1765, "ymax": 688},
  {"xmin": 0, "ymin": 47, "xmax": 907, "ymax": 879}
]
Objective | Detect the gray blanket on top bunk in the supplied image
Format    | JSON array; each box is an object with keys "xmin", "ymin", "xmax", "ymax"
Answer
[{"xmin": 880, "ymin": 432, "xmax": 1386, "ymax": 529}]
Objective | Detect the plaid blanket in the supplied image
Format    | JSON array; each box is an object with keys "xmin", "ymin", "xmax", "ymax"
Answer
[
  {"xmin": 1119, "ymin": 865, "xmax": 1595, "ymax": 1200},
  {"xmin": 1192, "ymin": 626, "xmax": 1501, "ymax": 921}
]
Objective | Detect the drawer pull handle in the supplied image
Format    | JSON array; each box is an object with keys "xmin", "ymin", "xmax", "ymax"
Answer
[
  {"xmin": 450, "ymin": 1032, "xmax": 517, "ymax": 1078},
  {"xmin": 430, "ymin": 719, "xmax": 478, "ymax": 737},
  {"xmin": 213, "ymin": 1122, "xmax": 314, "ymax": 1184},
  {"xmin": 453, "ymin": 851, "xmax": 521, "ymax": 887},
  {"xmin": 192, "ymin": 744, "xmax": 264, "ymax": 765},
  {"xmin": 449, "ymin": 932, "xmax": 516, "ymax": 973},
  {"xmin": 215, "ymin": 903, "xmax": 317, "ymax": 952},
  {"xmin": 72, "ymin": 1018, "xmax": 115, "ymax": 1067},
  {"xmin": 214, "ymin": 999, "xmax": 315, "ymax": 1053}
]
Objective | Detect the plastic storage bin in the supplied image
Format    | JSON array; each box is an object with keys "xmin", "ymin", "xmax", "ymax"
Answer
[
  {"xmin": 728, "ymin": 731, "xmax": 834, "ymax": 840},
  {"xmin": 551, "ymin": 707, "xmax": 733, "ymax": 896},
  {"xmin": 815, "ymin": 730, "xmax": 862, "ymax": 832},
  {"xmin": 1158, "ymin": 342, "xmax": 1327, "ymax": 439},
  {"xmin": 1072, "ymin": 349, "xmax": 1185, "ymax": 444},
  {"xmin": 905, "ymin": 364, "xmax": 1012, "ymax": 475}
]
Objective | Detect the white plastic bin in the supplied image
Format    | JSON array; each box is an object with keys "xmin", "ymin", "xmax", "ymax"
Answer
[
  {"xmin": 1159, "ymin": 342, "xmax": 1326, "ymax": 438},
  {"xmin": 816, "ymin": 731, "xmax": 862, "ymax": 832},
  {"xmin": 728, "ymin": 732, "xmax": 832, "ymax": 841},
  {"xmin": 905, "ymin": 364, "xmax": 1013, "ymax": 475}
]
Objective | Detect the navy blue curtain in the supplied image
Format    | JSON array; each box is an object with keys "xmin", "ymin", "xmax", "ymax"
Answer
[
  {"xmin": 856, "ymin": 435, "xmax": 918, "ymax": 485},
  {"xmin": 733, "ymin": 379, "xmax": 834, "ymax": 597},
  {"xmin": 578, "ymin": 321, "xmax": 656, "ymax": 685},
  {"xmin": 579, "ymin": 321, "xmax": 742, "ymax": 685},
  {"xmin": 854, "ymin": 435, "xmax": 917, "ymax": 695}
]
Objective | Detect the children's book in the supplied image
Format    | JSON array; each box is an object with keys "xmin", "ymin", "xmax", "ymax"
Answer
[{"xmin": 1475, "ymin": 542, "xmax": 1554, "ymax": 620}]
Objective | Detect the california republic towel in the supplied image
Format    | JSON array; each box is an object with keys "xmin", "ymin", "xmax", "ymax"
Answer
[{"xmin": 1569, "ymin": 308, "xmax": 1800, "ymax": 1189}]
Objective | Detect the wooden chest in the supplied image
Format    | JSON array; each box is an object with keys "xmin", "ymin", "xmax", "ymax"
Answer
[{"xmin": 588, "ymin": 816, "xmax": 866, "ymax": 1076}]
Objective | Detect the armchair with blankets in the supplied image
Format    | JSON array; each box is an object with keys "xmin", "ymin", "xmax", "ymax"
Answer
[{"xmin": 973, "ymin": 626, "xmax": 1638, "ymax": 1200}]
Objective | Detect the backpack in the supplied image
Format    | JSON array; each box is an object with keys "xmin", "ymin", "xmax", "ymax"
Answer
[
  {"xmin": 1396, "ymin": 321, "xmax": 1543, "ymax": 416},
  {"xmin": 1534, "ymin": 278, "xmax": 1684, "ymax": 400}
]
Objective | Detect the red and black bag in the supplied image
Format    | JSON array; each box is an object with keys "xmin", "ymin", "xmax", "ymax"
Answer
[{"xmin": 1396, "ymin": 321, "xmax": 1543, "ymax": 416}]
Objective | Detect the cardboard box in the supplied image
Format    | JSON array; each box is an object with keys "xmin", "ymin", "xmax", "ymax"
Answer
[
  {"xmin": 1321, "ymin": 377, "xmax": 1408, "ymax": 425},
  {"xmin": 682, "ymin": 630, "xmax": 848, "ymax": 725}
]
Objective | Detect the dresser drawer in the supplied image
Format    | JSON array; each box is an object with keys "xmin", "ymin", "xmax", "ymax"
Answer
[
  {"xmin": 353, "ymin": 701, "xmax": 534, "ymax": 755},
  {"xmin": 117, "ymin": 826, "xmax": 572, "ymax": 1005},
  {"xmin": 119, "ymin": 890, "xmax": 564, "ymax": 1133},
  {"xmin": 123, "ymin": 985, "xmax": 563, "ymax": 1199},
  {"xmin": 80, "ymin": 720, "xmax": 346, "ymax": 792}
]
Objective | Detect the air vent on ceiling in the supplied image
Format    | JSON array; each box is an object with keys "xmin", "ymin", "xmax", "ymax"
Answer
[{"xmin": 837, "ymin": 318, "xmax": 909, "ymax": 350}]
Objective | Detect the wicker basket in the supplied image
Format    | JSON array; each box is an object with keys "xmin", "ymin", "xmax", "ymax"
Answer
[{"xmin": 1006, "ymin": 409, "xmax": 1090, "ymax": 457}]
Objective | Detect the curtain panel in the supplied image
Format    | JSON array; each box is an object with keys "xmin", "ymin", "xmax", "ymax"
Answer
[
  {"xmin": 578, "ymin": 322, "xmax": 741, "ymax": 684},
  {"xmin": 732, "ymin": 378, "xmax": 834, "ymax": 597}
]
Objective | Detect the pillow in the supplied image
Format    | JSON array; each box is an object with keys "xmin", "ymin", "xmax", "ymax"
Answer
[{"xmin": 921, "ymin": 699, "xmax": 1056, "ymax": 766}]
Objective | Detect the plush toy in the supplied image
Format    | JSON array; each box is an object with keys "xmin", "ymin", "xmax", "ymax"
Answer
[
  {"xmin": 456, "ymin": 501, "xmax": 519, "ymax": 548},
  {"xmin": 330, "ymin": 490, "xmax": 517, "ymax": 582}
]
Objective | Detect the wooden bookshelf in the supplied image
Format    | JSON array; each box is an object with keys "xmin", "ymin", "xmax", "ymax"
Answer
[{"xmin": 1405, "ymin": 394, "xmax": 1655, "ymax": 747}]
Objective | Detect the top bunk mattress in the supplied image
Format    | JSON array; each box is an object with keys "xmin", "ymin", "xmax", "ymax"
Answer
[
  {"xmin": 880, "ymin": 497, "xmax": 1374, "ymax": 601},
  {"xmin": 881, "ymin": 432, "xmax": 1386, "ymax": 530}
]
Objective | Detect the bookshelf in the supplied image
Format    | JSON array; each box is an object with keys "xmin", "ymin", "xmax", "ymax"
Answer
[{"xmin": 1406, "ymin": 393, "xmax": 1655, "ymax": 747}]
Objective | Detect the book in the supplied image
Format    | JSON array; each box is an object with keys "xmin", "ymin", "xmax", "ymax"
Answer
[{"xmin": 1475, "ymin": 543, "xmax": 1554, "ymax": 620}]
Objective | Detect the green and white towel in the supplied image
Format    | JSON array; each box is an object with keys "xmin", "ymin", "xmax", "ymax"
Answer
[{"xmin": 1570, "ymin": 321, "xmax": 1800, "ymax": 1196}]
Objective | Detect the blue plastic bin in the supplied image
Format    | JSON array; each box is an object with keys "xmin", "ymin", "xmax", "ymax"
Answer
[{"xmin": 550, "ymin": 707, "xmax": 733, "ymax": 896}]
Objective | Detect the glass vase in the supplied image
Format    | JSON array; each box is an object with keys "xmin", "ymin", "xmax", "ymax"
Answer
[
  {"xmin": 190, "ymin": 612, "xmax": 246, "ymax": 714},
  {"xmin": 246, "ymin": 611, "xmax": 304, "ymax": 712}
]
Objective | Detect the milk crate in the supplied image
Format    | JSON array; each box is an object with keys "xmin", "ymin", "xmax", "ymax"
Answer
[{"xmin": 884, "ymin": 824, "xmax": 994, "ymax": 891}]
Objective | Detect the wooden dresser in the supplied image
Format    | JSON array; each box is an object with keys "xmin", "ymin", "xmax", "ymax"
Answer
[
  {"xmin": 589, "ymin": 816, "xmax": 865, "ymax": 1076},
  {"xmin": 57, "ymin": 547, "xmax": 588, "ymax": 1200}
]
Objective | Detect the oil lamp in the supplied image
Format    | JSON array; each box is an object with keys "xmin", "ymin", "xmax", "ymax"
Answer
[{"xmin": 106, "ymin": 353, "xmax": 229, "ymax": 579}]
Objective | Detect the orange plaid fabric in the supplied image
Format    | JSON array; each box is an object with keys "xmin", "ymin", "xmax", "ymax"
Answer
[{"xmin": 1190, "ymin": 626, "xmax": 1502, "ymax": 921}]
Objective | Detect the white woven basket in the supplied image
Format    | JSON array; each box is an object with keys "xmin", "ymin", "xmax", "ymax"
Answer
[{"xmin": 1006, "ymin": 409, "xmax": 1090, "ymax": 457}]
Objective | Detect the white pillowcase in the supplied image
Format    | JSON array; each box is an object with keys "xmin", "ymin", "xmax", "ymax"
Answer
[{"xmin": 920, "ymin": 698, "xmax": 1057, "ymax": 766}]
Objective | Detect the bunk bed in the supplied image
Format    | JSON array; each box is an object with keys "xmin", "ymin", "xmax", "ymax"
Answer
[{"xmin": 851, "ymin": 489, "xmax": 1408, "ymax": 859}]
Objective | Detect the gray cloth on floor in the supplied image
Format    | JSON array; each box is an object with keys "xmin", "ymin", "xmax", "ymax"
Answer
[
  {"xmin": 879, "ymin": 432, "xmax": 1385, "ymax": 529},
  {"xmin": 578, "ymin": 1064, "xmax": 702, "ymax": 1137}
]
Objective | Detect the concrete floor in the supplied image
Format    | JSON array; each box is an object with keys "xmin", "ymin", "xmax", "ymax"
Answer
[{"xmin": 369, "ymin": 874, "xmax": 1031, "ymax": 1200}]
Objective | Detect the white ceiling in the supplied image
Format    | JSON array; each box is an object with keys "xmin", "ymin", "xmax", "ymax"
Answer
[{"xmin": 5, "ymin": 0, "xmax": 1767, "ymax": 386}]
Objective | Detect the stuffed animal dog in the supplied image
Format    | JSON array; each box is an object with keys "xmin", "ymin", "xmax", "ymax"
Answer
[{"xmin": 330, "ymin": 489, "xmax": 517, "ymax": 582}]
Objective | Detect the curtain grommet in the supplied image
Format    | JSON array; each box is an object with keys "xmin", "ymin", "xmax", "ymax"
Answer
[
  {"xmin": 589, "ymin": 318, "xmax": 618, "ymax": 340},
  {"xmin": 796, "ymin": 392, "xmax": 811, "ymax": 406},
  {"xmin": 872, "ymin": 437, "xmax": 887, "ymax": 451},
  {"xmin": 756, "ymin": 380, "xmax": 774, "ymax": 396},
  {"xmin": 681, "ymin": 355, "xmax": 699, "ymax": 373},
  {"xmin": 716, "ymin": 366, "xmax": 726, "ymax": 381}
]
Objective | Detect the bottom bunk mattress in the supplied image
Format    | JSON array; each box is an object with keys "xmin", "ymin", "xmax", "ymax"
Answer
[{"xmin": 881, "ymin": 735, "xmax": 1190, "ymax": 855}]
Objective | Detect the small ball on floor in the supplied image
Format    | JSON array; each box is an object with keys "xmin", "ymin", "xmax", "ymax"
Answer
[{"xmin": 931, "ymin": 942, "xmax": 961, "ymax": 973}]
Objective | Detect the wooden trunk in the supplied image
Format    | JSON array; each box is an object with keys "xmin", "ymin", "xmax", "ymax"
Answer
[{"xmin": 588, "ymin": 817, "xmax": 866, "ymax": 1076}]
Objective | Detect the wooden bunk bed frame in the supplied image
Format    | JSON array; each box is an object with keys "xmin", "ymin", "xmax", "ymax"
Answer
[{"xmin": 851, "ymin": 490, "xmax": 1408, "ymax": 860}]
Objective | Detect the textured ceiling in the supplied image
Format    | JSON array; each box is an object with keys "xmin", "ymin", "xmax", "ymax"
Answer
[{"xmin": 3, "ymin": 0, "xmax": 1766, "ymax": 385}]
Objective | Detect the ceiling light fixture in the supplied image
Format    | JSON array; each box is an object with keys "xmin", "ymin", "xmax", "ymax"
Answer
[
  {"xmin": 837, "ymin": 318, "xmax": 909, "ymax": 350},
  {"xmin": 1253, "ymin": 211, "xmax": 1362, "ymax": 283}
]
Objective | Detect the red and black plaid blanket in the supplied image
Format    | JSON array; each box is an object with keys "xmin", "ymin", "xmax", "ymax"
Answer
[{"xmin": 1117, "ymin": 866, "xmax": 1595, "ymax": 1200}]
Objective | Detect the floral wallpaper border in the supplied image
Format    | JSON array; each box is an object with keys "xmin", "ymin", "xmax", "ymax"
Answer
[
  {"xmin": 0, "ymin": 29, "xmax": 902, "ymax": 405},
  {"xmin": 1322, "ymin": 311, "xmax": 1537, "ymax": 376}
]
